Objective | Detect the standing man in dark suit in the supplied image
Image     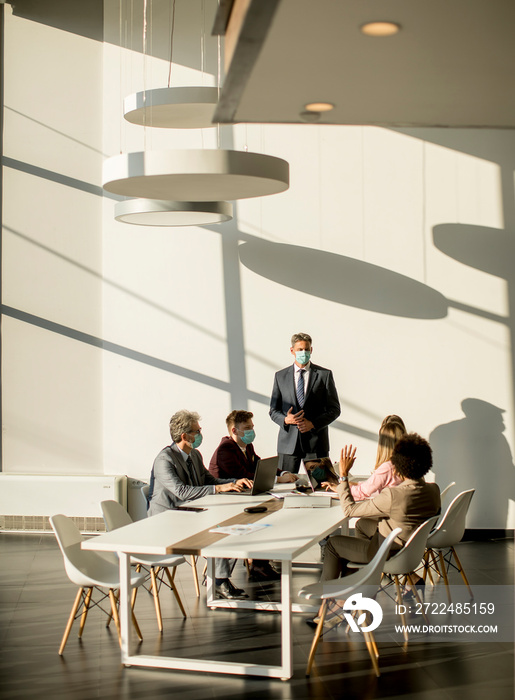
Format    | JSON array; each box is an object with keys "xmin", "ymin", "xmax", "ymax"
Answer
[{"xmin": 269, "ymin": 332, "xmax": 341, "ymax": 473}]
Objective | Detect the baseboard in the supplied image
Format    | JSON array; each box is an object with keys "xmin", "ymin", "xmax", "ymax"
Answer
[{"xmin": 463, "ymin": 529, "xmax": 514, "ymax": 541}]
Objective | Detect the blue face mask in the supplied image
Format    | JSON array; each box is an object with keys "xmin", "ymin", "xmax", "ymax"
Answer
[
  {"xmin": 295, "ymin": 350, "xmax": 311, "ymax": 365},
  {"xmin": 239, "ymin": 429, "xmax": 256, "ymax": 445},
  {"xmin": 189, "ymin": 432, "xmax": 203, "ymax": 449}
]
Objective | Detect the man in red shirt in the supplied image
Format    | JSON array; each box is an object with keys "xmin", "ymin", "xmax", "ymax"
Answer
[
  {"xmin": 209, "ymin": 410, "xmax": 298, "ymax": 483},
  {"xmin": 209, "ymin": 410, "xmax": 296, "ymax": 580}
]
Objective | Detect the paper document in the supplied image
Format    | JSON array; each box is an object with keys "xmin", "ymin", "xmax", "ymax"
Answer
[{"xmin": 209, "ymin": 523, "xmax": 272, "ymax": 536}]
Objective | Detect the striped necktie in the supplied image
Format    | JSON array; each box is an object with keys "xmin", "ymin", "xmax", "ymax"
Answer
[{"xmin": 296, "ymin": 369, "xmax": 305, "ymax": 408}]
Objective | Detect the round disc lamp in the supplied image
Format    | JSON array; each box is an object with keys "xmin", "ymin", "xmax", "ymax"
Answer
[
  {"xmin": 103, "ymin": 149, "xmax": 290, "ymax": 201},
  {"xmin": 123, "ymin": 86, "xmax": 219, "ymax": 129},
  {"xmin": 114, "ymin": 199, "xmax": 233, "ymax": 226}
]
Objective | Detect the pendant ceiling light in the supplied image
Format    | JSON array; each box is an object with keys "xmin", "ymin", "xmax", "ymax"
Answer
[
  {"xmin": 108, "ymin": 0, "xmax": 289, "ymax": 224},
  {"xmin": 104, "ymin": 149, "xmax": 289, "ymax": 201},
  {"xmin": 124, "ymin": 86, "xmax": 219, "ymax": 129},
  {"xmin": 115, "ymin": 199, "xmax": 233, "ymax": 226}
]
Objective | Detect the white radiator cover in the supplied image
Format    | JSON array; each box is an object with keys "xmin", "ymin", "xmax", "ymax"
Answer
[{"xmin": 0, "ymin": 474, "xmax": 127, "ymax": 518}]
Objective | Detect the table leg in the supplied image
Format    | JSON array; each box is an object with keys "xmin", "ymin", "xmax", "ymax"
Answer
[
  {"xmin": 206, "ymin": 557, "xmax": 216, "ymax": 608},
  {"xmin": 119, "ymin": 552, "xmax": 132, "ymax": 663},
  {"xmin": 280, "ymin": 560, "xmax": 293, "ymax": 680}
]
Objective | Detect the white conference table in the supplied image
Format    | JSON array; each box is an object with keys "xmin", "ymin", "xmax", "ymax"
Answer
[{"xmin": 82, "ymin": 489, "xmax": 347, "ymax": 680}]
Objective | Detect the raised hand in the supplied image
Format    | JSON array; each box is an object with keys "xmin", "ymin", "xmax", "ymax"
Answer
[{"xmin": 339, "ymin": 444, "xmax": 357, "ymax": 476}]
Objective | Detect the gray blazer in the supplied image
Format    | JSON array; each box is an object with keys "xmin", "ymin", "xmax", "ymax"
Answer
[
  {"xmin": 148, "ymin": 443, "xmax": 235, "ymax": 516},
  {"xmin": 269, "ymin": 363, "xmax": 340, "ymax": 457}
]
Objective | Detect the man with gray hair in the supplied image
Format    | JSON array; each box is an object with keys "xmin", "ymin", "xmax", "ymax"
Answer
[
  {"xmin": 270, "ymin": 332, "xmax": 341, "ymax": 472},
  {"xmin": 148, "ymin": 410, "xmax": 252, "ymax": 599}
]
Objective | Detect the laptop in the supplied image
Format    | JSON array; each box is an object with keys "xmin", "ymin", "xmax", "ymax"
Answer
[
  {"xmin": 282, "ymin": 460, "xmax": 332, "ymax": 508},
  {"xmin": 224, "ymin": 456, "xmax": 279, "ymax": 496}
]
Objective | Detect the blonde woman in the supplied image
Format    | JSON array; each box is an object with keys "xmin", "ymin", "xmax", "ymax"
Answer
[{"xmin": 323, "ymin": 416, "xmax": 407, "ymax": 499}]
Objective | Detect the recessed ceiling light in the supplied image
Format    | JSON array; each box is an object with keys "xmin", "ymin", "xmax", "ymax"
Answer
[
  {"xmin": 360, "ymin": 21, "xmax": 401, "ymax": 37},
  {"xmin": 304, "ymin": 102, "xmax": 334, "ymax": 112}
]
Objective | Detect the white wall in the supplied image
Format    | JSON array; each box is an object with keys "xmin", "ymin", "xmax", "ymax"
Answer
[
  {"xmin": 2, "ymin": 5, "xmax": 104, "ymax": 473},
  {"xmin": 3, "ymin": 1, "xmax": 515, "ymax": 528}
]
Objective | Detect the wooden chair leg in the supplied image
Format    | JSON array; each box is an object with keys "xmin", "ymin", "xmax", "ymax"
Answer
[
  {"xmin": 131, "ymin": 609, "xmax": 143, "ymax": 641},
  {"xmin": 430, "ymin": 550, "xmax": 441, "ymax": 579},
  {"xmin": 362, "ymin": 628, "xmax": 380, "ymax": 677},
  {"xmin": 450, "ymin": 546, "xmax": 474, "ymax": 598},
  {"xmin": 407, "ymin": 573, "xmax": 429, "ymax": 624},
  {"xmin": 438, "ymin": 551, "xmax": 452, "ymax": 602},
  {"xmin": 393, "ymin": 575, "xmax": 409, "ymax": 642},
  {"xmin": 424, "ymin": 550, "xmax": 436, "ymax": 586},
  {"xmin": 108, "ymin": 589, "xmax": 122, "ymax": 646},
  {"xmin": 106, "ymin": 590, "xmax": 118, "ymax": 628},
  {"xmin": 306, "ymin": 600, "xmax": 328, "ymax": 676},
  {"xmin": 78, "ymin": 587, "xmax": 93, "ymax": 638},
  {"xmin": 131, "ymin": 583, "xmax": 139, "ymax": 609},
  {"xmin": 164, "ymin": 567, "xmax": 187, "ymax": 618},
  {"xmin": 191, "ymin": 555, "xmax": 200, "ymax": 597},
  {"xmin": 58, "ymin": 587, "xmax": 84, "ymax": 655},
  {"xmin": 150, "ymin": 567, "xmax": 164, "ymax": 632}
]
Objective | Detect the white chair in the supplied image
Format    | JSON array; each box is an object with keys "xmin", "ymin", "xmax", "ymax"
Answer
[
  {"xmin": 100, "ymin": 500, "xmax": 187, "ymax": 632},
  {"xmin": 142, "ymin": 484, "xmax": 202, "ymax": 597},
  {"xmin": 50, "ymin": 513, "xmax": 146, "ymax": 655},
  {"xmin": 423, "ymin": 489, "xmax": 475, "ymax": 601},
  {"xmin": 381, "ymin": 516, "xmax": 439, "ymax": 640},
  {"xmin": 440, "ymin": 481, "xmax": 456, "ymax": 500},
  {"xmin": 299, "ymin": 528, "xmax": 402, "ymax": 678},
  {"xmin": 138, "ymin": 484, "xmax": 151, "ymax": 513}
]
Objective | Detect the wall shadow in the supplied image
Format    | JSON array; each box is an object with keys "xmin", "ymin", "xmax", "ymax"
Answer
[
  {"xmin": 429, "ymin": 399, "xmax": 515, "ymax": 528},
  {"xmin": 1, "ymin": 303, "xmax": 371, "ymax": 441},
  {"xmin": 392, "ymin": 128, "xmax": 515, "ymax": 529},
  {"xmin": 2, "ymin": 157, "xmax": 123, "ymax": 201},
  {"xmin": 10, "ymin": 0, "xmax": 103, "ymax": 42},
  {"xmin": 433, "ymin": 223, "xmax": 514, "ymax": 279},
  {"xmin": 238, "ymin": 238, "xmax": 448, "ymax": 319}
]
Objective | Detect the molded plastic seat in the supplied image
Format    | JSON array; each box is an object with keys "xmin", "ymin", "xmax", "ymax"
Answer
[
  {"xmin": 299, "ymin": 527, "xmax": 402, "ymax": 678},
  {"xmin": 141, "ymin": 484, "xmax": 201, "ymax": 597},
  {"xmin": 423, "ymin": 489, "xmax": 475, "ymax": 601},
  {"xmin": 100, "ymin": 500, "xmax": 187, "ymax": 632},
  {"xmin": 440, "ymin": 481, "xmax": 456, "ymax": 500},
  {"xmin": 50, "ymin": 513, "xmax": 145, "ymax": 655}
]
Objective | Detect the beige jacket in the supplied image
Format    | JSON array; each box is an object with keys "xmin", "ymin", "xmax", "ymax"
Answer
[{"xmin": 337, "ymin": 477, "xmax": 441, "ymax": 548}]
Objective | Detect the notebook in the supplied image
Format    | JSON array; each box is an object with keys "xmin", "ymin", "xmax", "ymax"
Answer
[{"xmin": 223, "ymin": 456, "xmax": 279, "ymax": 496}]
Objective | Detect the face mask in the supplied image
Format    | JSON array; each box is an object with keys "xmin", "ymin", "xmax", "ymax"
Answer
[
  {"xmin": 239, "ymin": 429, "xmax": 256, "ymax": 445},
  {"xmin": 189, "ymin": 432, "xmax": 203, "ymax": 449},
  {"xmin": 311, "ymin": 467, "xmax": 326, "ymax": 483},
  {"xmin": 295, "ymin": 350, "xmax": 311, "ymax": 365}
]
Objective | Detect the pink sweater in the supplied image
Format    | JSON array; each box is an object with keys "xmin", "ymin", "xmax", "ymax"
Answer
[{"xmin": 350, "ymin": 460, "xmax": 402, "ymax": 500}]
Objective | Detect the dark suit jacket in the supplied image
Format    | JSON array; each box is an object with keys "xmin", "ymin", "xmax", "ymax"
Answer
[
  {"xmin": 148, "ymin": 443, "xmax": 234, "ymax": 516},
  {"xmin": 209, "ymin": 436, "xmax": 259, "ymax": 480},
  {"xmin": 269, "ymin": 362, "xmax": 340, "ymax": 457}
]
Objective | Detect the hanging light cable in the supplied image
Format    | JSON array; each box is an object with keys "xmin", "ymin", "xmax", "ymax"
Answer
[{"xmin": 112, "ymin": 0, "xmax": 239, "ymax": 226}]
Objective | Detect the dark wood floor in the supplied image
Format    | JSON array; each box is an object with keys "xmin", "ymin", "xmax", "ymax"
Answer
[{"xmin": 0, "ymin": 532, "xmax": 513, "ymax": 700}]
